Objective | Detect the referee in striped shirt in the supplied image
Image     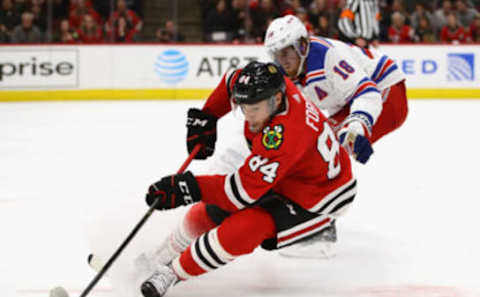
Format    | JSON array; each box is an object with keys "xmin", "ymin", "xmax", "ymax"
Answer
[{"xmin": 338, "ymin": 0, "xmax": 381, "ymax": 48}]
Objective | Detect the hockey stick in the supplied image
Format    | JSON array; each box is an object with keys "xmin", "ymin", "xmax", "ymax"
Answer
[{"xmin": 49, "ymin": 144, "xmax": 202, "ymax": 297}]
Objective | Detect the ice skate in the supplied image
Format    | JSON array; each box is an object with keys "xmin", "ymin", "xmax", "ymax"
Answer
[
  {"xmin": 141, "ymin": 265, "xmax": 178, "ymax": 297},
  {"xmin": 134, "ymin": 226, "xmax": 191, "ymax": 275},
  {"xmin": 134, "ymin": 241, "xmax": 179, "ymax": 276},
  {"xmin": 279, "ymin": 220, "xmax": 337, "ymax": 259}
]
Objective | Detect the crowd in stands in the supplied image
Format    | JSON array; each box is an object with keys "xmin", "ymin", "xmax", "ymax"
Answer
[
  {"xmin": 1, "ymin": 0, "xmax": 480, "ymax": 44},
  {"xmin": 0, "ymin": 0, "xmax": 144, "ymax": 43},
  {"xmin": 199, "ymin": 0, "xmax": 480, "ymax": 44}
]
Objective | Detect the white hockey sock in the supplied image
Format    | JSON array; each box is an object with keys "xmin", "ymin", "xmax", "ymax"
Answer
[{"xmin": 141, "ymin": 220, "xmax": 195, "ymax": 270}]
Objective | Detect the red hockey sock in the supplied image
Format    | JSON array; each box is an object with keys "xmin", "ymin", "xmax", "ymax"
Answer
[
  {"xmin": 183, "ymin": 202, "xmax": 218, "ymax": 239},
  {"xmin": 166, "ymin": 202, "xmax": 219, "ymax": 255},
  {"xmin": 172, "ymin": 207, "xmax": 276, "ymax": 279}
]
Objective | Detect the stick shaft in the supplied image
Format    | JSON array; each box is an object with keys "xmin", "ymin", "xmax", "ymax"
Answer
[{"xmin": 79, "ymin": 144, "xmax": 201, "ymax": 297}]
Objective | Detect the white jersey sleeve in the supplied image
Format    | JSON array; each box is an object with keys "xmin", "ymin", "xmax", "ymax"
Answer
[{"xmin": 346, "ymin": 45, "xmax": 405, "ymax": 91}]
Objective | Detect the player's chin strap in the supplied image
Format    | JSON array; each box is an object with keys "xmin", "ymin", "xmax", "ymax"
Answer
[{"xmin": 295, "ymin": 37, "xmax": 310, "ymax": 78}]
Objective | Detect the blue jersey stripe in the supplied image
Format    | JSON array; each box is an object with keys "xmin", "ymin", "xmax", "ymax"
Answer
[
  {"xmin": 350, "ymin": 87, "xmax": 380, "ymax": 102},
  {"xmin": 372, "ymin": 55, "xmax": 388, "ymax": 81},
  {"xmin": 352, "ymin": 111, "xmax": 374, "ymax": 127},
  {"xmin": 375, "ymin": 64, "xmax": 398, "ymax": 84}
]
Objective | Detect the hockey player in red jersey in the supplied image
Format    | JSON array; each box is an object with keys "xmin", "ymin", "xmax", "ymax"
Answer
[{"xmin": 139, "ymin": 61, "xmax": 357, "ymax": 297}]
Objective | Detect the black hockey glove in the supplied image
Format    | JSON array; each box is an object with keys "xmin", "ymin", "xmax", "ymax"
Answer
[
  {"xmin": 146, "ymin": 171, "xmax": 201, "ymax": 210},
  {"xmin": 186, "ymin": 108, "xmax": 218, "ymax": 160}
]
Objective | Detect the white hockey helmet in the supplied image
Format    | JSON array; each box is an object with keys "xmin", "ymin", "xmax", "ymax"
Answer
[{"xmin": 264, "ymin": 15, "xmax": 310, "ymax": 77}]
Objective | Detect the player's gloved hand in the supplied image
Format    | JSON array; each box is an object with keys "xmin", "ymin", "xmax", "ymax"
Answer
[
  {"xmin": 146, "ymin": 171, "xmax": 201, "ymax": 210},
  {"xmin": 337, "ymin": 113, "xmax": 373, "ymax": 164},
  {"xmin": 186, "ymin": 108, "xmax": 218, "ymax": 160}
]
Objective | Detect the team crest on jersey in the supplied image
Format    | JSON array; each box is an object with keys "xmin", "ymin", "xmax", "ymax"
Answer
[
  {"xmin": 267, "ymin": 65, "xmax": 278, "ymax": 74},
  {"xmin": 262, "ymin": 124, "xmax": 284, "ymax": 150}
]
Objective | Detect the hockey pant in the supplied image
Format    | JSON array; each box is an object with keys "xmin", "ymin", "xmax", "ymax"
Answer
[
  {"xmin": 170, "ymin": 185, "xmax": 356, "ymax": 280},
  {"xmin": 330, "ymin": 80, "xmax": 408, "ymax": 143}
]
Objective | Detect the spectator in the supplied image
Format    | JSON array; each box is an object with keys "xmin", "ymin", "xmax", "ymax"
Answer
[
  {"xmin": 199, "ymin": 0, "xmax": 217, "ymax": 20},
  {"xmin": 108, "ymin": 16, "xmax": 136, "ymax": 42},
  {"xmin": 388, "ymin": 11, "xmax": 414, "ymax": 43},
  {"xmin": 433, "ymin": 0, "xmax": 452, "ymax": 33},
  {"xmin": 283, "ymin": 0, "xmax": 303, "ymax": 15},
  {"xmin": 130, "ymin": 0, "xmax": 145, "ymax": 18},
  {"xmin": 0, "ymin": 0, "xmax": 20, "ymax": 34},
  {"xmin": 378, "ymin": 0, "xmax": 392, "ymax": 41},
  {"xmin": 469, "ymin": 13, "xmax": 480, "ymax": 42},
  {"xmin": 54, "ymin": 18, "xmax": 79, "ymax": 43},
  {"xmin": 155, "ymin": 19, "xmax": 185, "ymax": 42},
  {"xmin": 31, "ymin": 2, "xmax": 47, "ymax": 31},
  {"xmin": 154, "ymin": 27, "xmax": 169, "ymax": 42},
  {"xmin": 70, "ymin": 0, "xmax": 94, "ymax": 10},
  {"xmin": 309, "ymin": 0, "xmax": 331, "ymax": 29},
  {"xmin": 414, "ymin": 15, "xmax": 436, "ymax": 42},
  {"xmin": 77, "ymin": 14, "xmax": 103, "ymax": 43},
  {"xmin": 0, "ymin": 23, "xmax": 10, "ymax": 43},
  {"xmin": 456, "ymin": 0, "xmax": 478, "ymax": 27},
  {"xmin": 14, "ymin": 0, "xmax": 28, "ymax": 14},
  {"xmin": 250, "ymin": 0, "xmax": 280, "ymax": 41},
  {"xmin": 330, "ymin": 0, "xmax": 346, "ymax": 35},
  {"xmin": 296, "ymin": 7, "xmax": 314, "ymax": 35},
  {"xmin": 230, "ymin": 0, "xmax": 250, "ymax": 42},
  {"xmin": 69, "ymin": 0, "xmax": 102, "ymax": 29},
  {"xmin": 11, "ymin": 12, "xmax": 43, "ymax": 43},
  {"xmin": 440, "ymin": 12, "xmax": 469, "ymax": 43},
  {"xmin": 105, "ymin": 0, "xmax": 142, "ymax": 42},
  {"xmin": 380, "ymin": 0, "xmax": 410, "ymax": 40},
  {"xmin": 391, "ymin": 0, "xmax": 409, "ymax": 20},
  {"xmin": 315, "ymin": 12, "xmax": 338, "ymax": 38},
  {"xmin": 91, "ymin": 1, "xmax": 112, "ymax": 19},
  {"xmin": 53, "ymin": 0, "xmax": 69, "ymax": 21},
  {"xmin": 410, "ymin": 3, "xmax": 434, "ymax": 30},
  {"xmin": 204, "ymin": 0, "xmax": 235, "ymax": 42},
  {"xmin": 241, "ymin": 11, "xmax": 257, "ymax": 43},
  {"xmin": 309, "ymin": 0, "xmax": 328, "ymax": 17}
]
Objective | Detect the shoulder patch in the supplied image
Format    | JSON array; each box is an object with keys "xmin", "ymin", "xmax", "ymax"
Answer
[
  {"xmin": 306, "ymin": 37, "xmax": 331, "ymax": 72},
  {"xmin": 262, "ymin": 124, "xmax": 284, "ymax": 150}
]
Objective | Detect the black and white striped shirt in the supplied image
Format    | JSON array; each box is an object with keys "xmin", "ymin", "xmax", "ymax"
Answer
[{"xmin": 338, "ymin": 0, "xmax": 380, "ymax": 41}]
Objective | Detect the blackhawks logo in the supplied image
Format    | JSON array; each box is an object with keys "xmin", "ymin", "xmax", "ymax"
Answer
[{"xmin": 262, "ymin": 124, "xmax": 284, "ymax": 150}]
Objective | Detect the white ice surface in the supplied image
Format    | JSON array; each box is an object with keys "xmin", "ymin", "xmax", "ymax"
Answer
[{"xmin": 1, "ymin": 100, "xmax": 480, "ymax": 297}]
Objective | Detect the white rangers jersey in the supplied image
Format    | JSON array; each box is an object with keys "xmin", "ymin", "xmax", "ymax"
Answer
[{"xmin": 293, "ymin": 36, "xmax": 405, "ymax": 128}]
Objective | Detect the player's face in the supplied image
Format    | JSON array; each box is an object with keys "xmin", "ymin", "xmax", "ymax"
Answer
[
  {"xmin": 274, "ymin": 46, "xmax": 300, "ymax": 78},
  {"xmin": 240, "ymin": 93, "xmax": 281, "ymax": 133}
]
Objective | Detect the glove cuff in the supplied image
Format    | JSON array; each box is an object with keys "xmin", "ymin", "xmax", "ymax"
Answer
[
  {"xmin": 342, "ymin": 111, "xmax": 373, "ymax": 137},
  {"xmin": 175, "ymin": 171, "xmax": 202, "ymax": 204},
  {"xmin": 187, "ymin": 108, "xmax": 218, "ymax": 129}
]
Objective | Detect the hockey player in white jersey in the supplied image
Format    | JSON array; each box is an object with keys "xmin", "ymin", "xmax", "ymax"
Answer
[
  {"xmin": 265, "ymin": 15, "xmax": 407, "ymax": 158},
  {"xmin": 263, "ymin": 14, "xmax": 408, "ymax": 258}
]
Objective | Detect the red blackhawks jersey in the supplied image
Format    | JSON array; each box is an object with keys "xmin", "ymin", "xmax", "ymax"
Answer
[{"xmin": 195, "ymin": 69, "xmax": 355, "ymax": 214}]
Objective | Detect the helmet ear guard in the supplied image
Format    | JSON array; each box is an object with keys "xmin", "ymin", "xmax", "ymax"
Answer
[
  {"xmin": 296, "ymin": 36, "xmax": 310, "ymax": 57},
  {"xmin": 293, "ymin": 36, "xmax": 310, "ymax": 77}
]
